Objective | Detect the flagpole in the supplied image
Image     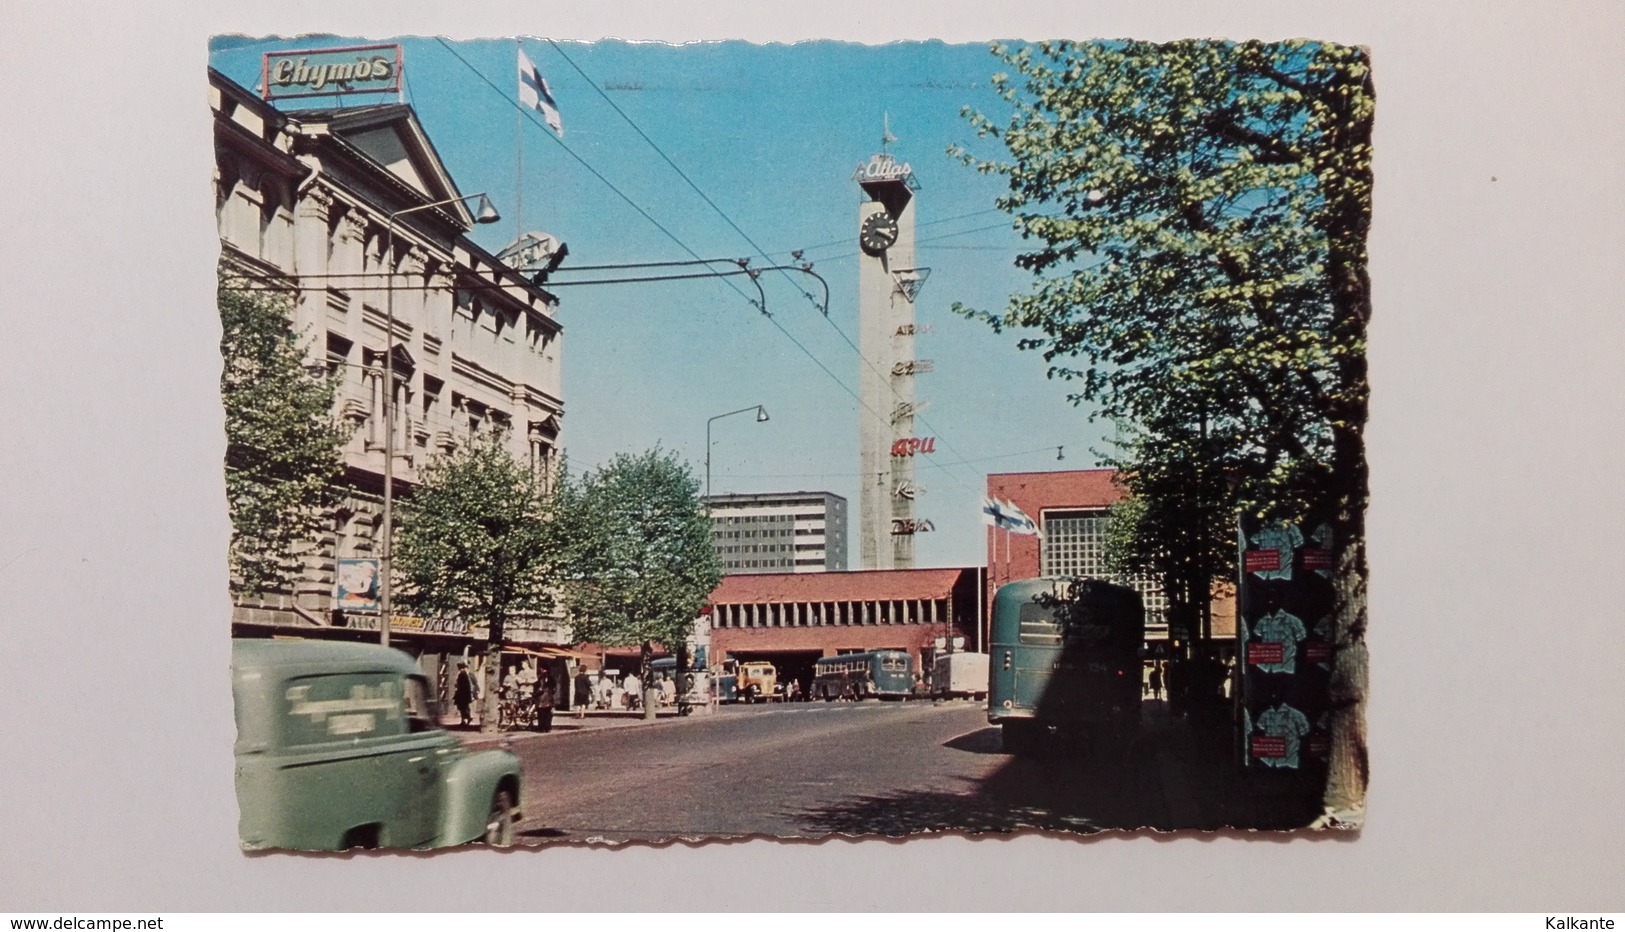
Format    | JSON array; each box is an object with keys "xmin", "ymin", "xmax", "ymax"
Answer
[
  {"xmin": 514, "ymin": 40, "xmax": 524, "ymax": 242},
  {"xmin": 994, "ymin": 529, "xmax": 1007, "ymax": 587}
]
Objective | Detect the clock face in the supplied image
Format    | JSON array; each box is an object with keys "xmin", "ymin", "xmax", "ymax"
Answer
[{"xmin": 860, "ymin": 211, "xmax": 899, "ymax": 255}]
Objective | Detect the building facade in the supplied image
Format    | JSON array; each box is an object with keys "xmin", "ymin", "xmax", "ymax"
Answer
[
  {"xmin": 704, "ymin": 491, "xmax": 849, "ymax": 575},
  {"xmin": 985, "ymin": 468, "xmax": 1236, "ymax": 646},
  {"xmin": 212, "ymin": 68, "xmax": 568, "ymax": 657},
  {"xmin": 987, "ymin": 469, "xmax": 1169, "ymax": 641},
  {"xmin": 708, "ymin": 567, "xmax": 982, "ymax": 691}
]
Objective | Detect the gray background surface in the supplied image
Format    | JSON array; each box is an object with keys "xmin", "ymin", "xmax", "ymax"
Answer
[{"xmin": 2, "ymin": 0, "xmax": 1621, "ymax": 912}]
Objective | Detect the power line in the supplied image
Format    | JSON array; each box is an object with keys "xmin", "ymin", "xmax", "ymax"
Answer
[
  {"xmin": 433, "ymin": 39, "xmax": 1002, "ymax": 499},
  {"xmin": 532, "ymin": 42, "xmax": 998, "ymax": 497},
  {"xmin": 434, "ymin": 38, "xmax": 751, "ymax": 307},
  {"xmin": 428, "ymin": 40, "xmax": 905, "ymax": 442},
  {"xmin": 770, "ymin": 208, "xmax": 1007, "ymax": 257}
]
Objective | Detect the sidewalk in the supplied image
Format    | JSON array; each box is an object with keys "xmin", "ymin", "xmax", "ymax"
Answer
[{"xmin": 442, "ymin": 705, "xmax": 710, "ymax": 747}]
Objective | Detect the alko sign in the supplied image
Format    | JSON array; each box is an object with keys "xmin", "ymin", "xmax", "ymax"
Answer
[{"xmin": 262, "ymin": 44, "xmax": 403, "ymax": 101}]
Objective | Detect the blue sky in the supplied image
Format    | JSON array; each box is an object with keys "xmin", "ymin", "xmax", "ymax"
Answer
[{"xmin": 209, "ymin": 36, "xmax": 1114, "ymax": 567}]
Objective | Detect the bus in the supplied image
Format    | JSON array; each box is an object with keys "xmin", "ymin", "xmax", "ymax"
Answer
[
  {"xmin": 649, "ymin": 657, "xmax": 709, "ymax": 708},
  {"xmin": 812, "ymin": 650, "xmax": 913, "ymax": 701},
  {"xmin": 987, "ymin": 577, "xmax": 1145, "ymax": 753}
]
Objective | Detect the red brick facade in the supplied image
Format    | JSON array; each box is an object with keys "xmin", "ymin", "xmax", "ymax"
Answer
[
  {"xmin": 706, "ymin": 567, "xmax": 983, "ymax": 674},
  {"xmin": 986, "ymin": 468, "xmax": 1126, "ymax": 590}
]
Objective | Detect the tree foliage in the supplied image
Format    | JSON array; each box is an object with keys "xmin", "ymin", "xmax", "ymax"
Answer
[
  {"xmin": 395, "ymin": 436, "xmax": 563, "ymax": 733},
  {"xmin": 558, "ymin": 448, "xmax": 720, "ymax": 691},
  {"xmin": 395, "ymin": 436, "xmax": 561, "ymax": 637},
  {"xmin": 219, "ymin": 274, "xmax": 346, "ymax": 596},
  {"xmin": 952, "ymin": 39, "xmax": 1371, "ymax": 527},
  {"xmin": 954, "ymin": 38, "xmax": 1373, "ymax": 819}
]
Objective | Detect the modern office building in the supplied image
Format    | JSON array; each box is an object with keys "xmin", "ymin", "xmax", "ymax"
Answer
[{"xmin": 703, "ymin": 491, "xmax": 849, "ymax": 575}]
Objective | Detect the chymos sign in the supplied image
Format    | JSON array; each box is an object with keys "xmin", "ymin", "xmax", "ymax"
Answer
[{"xmin": 262, "ymin": 44, "xmax": 403, "ymax": 100}]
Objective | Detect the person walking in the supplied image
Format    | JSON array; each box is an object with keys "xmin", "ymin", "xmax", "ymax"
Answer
[
  {"xmin": 453, "ymin": 662, "xmax": 475, "ymax": 727},
  {"xmin": 535, "ymin": 668, "xmax": 555, "ymax": 733},
  {"xmin": 1149, "ymin": 661, "xmax": 1164, "ymax": 701},
  {"xmin": 574, "ymin": 668, "xmax": 592, "ymax": 718}
]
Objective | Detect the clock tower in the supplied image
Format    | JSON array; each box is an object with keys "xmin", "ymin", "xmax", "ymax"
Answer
[{"xmin": 853, "ymin": 146, "xmax": 928, "ymax": 569}]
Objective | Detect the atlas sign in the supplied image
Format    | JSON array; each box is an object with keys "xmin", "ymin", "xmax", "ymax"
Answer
[
  {"xmin": 852, "ymin": 153, "xmax": 915, "ymax": 185},
  {"xmin": 263, "ymin": 44, "xmax": 402, "ymax": 100}
]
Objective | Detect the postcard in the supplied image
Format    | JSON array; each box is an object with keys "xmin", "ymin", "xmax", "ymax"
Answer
[{"xmin": 212, "ymin": 35, "xmax": 1370, "ymax": 849}]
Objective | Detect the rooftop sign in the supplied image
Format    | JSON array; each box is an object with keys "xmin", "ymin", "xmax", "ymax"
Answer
[
  {"xmin": 262, "ymin": 44, "xmax": 403, "ymax": 101},
  {"xmin": 852, "ymin": 152, "xmax": 918, "ymax": 189}
]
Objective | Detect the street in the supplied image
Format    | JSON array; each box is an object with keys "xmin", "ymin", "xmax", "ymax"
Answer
[{"xmin": 502, "ymin": 698, "xmax": 1318, "ymax": 845}]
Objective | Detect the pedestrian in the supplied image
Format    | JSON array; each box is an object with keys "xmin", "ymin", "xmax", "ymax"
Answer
[
  {"xmin": 1149, "ymin": 661, "xmax": 1163, "ymax": 701},
  {"xmin": 574, "ymin": 668, "xmax": 592, "ymax": 718},
  {"xmin": 535, "ymin": 668, "xmax": 554, "ymax": 733},
  {"xmin": 453, "ymin": 662, "xmax": 474, "ymax": 727},
  {"xmin": 624, "ymin": 672, "xmax": 642, "ymax": 710}
]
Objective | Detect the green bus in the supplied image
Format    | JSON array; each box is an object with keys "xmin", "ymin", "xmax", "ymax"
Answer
[
  {"xmin": 813, "ymin": 649, "xmax": 913, "ymax": 701},
  {"xmin": 987, "ymin": 577, "xmax": 1145, "ymax": 753}
]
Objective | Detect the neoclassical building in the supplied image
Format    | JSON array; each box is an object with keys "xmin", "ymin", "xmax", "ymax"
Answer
[{"xmin": 211, "ymin": 68, "xmax": 568, "ymax": 658}]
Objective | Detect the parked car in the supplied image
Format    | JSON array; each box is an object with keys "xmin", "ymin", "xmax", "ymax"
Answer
[{"xmin": 232, "ymin": 638, "xmax": 523, "ymax": 851}]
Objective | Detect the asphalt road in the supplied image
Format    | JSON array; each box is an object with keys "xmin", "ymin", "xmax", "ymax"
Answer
[{"xmin": 508, "ymin": 698, "xmax": 1318, "ymax": 845}]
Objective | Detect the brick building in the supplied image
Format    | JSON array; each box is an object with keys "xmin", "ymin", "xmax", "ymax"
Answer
[
  {"xmin": 708, "ymin": 567, "xmax": 983, "ymax": 691},
  {"xmin": 986, "ymin": 468, "xmax": 1235, "ymax": 644}
]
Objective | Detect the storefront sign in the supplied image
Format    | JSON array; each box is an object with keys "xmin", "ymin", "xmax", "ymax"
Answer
[
  {"xmin": 342, "ymin": 613, "xmax": 469, "ymax": 636},
  {"xmin": 262, "ymin": 44, "xmax": 403, "ymax": 100},
  {"xmin": 890, "ymin": 518, "xmax": 935, "ymax": 535}
]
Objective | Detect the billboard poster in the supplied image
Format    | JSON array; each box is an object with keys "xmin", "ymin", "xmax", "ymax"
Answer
[
  {"xmin": 333, "ymin": 558, "xmax": 380, "ymax": 613},
  {"xmin": 1237, "ymin": 513, "xmax": 1337, "ymax": 776}
]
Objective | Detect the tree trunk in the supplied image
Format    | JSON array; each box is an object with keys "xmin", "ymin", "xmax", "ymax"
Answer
[
  {"xmin": 480, "ymin": 640, "xmax": 503, "ymax": 735},
  {"xmin": 1318, "ymin": 491, "xmax": 1369, "ymax": 827},
  {"xmin": 641, "ymin": 641, "xmax": 657, "ymax": 721}
]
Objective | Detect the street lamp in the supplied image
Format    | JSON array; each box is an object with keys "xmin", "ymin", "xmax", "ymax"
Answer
[
  {"xmin": 379, "ymin": 192, "xmax": 500, "ymax": 648},
  {"xmin": 705, "ymin": 405, "xmax": 769, "ymax": 499}
]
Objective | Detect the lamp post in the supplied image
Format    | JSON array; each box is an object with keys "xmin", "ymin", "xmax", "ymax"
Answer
[
  {"xmin": 705, "ymin": 405, "xmax": 769, "ymax": 499},
  {"xmin": 379, "ymin": 192, "xmax": 500, "ymax": 647}
]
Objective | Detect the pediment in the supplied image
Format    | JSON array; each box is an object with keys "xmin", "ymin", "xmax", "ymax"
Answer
[{"xmin": 322, "ymin": 106, "xmax": 467, "ymax": 219}]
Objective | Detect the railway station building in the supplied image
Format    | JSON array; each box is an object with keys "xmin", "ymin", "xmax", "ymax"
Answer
[{"xmin": 708, "ymin": 567, "xmax": 983, "ymax": 693}]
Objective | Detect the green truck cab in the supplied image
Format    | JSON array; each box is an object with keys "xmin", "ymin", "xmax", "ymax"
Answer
[{"xmin": 232, "ymin": 638, "xmax": 523, "ymax": 851}]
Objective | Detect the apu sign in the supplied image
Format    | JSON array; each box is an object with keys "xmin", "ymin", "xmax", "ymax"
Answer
[
  {"xmin": 890, "ymin": 437, "xmax": 936, "ymax": 456},
  {"xmin": 262, "ymin": 44, "xmax": 403, "ymax": 100}
]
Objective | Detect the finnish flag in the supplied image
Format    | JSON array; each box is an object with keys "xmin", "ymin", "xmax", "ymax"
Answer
[
  {"xmin": 982, "ymin": 497, "xmax": 1041, "ymax": 537},
  {"xmin": 518, "ymin": 48, "xmax": 563, "ymax": 137}
]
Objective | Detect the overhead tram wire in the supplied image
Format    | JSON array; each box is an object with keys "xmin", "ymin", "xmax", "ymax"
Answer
[
  {"xmin": 539, "ymin": 43, "xmax": 1001, "ymax": 500},
  {"xmin": 764, "ymin": 208, "xmax": 1008, "ymax": 258},
  {"xmin": 433, "ymin": 39, "xmax": 751, "ymax": 307},
  {"xmin": 536, "ymin": 40, "xmax": 995, "ymax": 497},
  {"xmin": 431, "ymin": 38, "xmax": 902, "ymax": 438}
]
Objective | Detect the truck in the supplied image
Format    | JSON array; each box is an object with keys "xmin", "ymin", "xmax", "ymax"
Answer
[
  {"xmin": 932, "ymin": 651, "xmax": 990, "ymax": 700},
  {"xmin": 714, "ymin": 659, "xmax": 778, "ymax": 703}
]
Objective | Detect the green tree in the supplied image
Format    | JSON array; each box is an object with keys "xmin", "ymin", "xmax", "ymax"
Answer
[
  {"xmin": 558, "ymin": 449, "xmax": 720, "ymax": 721},
  {"xmin": 953, "ymin": 40, "xmax": 1372, "ymax": 822},
  {"xmin": 395, "ymin": 436, "xmax": 562, "ymax": 733},
  {"xmin": 219, "ymin": 273, "xmax": 346, "ymax": 597}
]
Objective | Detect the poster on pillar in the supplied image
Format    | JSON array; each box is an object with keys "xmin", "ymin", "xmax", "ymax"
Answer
[{"xmin": 211, "ymin": 33, "xmax": 1370, "ymax": 849}]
